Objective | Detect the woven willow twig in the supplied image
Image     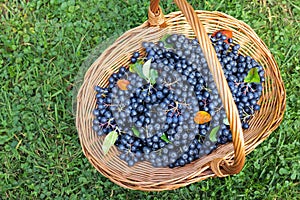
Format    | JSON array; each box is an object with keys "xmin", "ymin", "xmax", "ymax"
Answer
[
  {"xmin": 171, "ymin": 0, "xmax": 245, "ymax": 175},
  {"xmin": 76, "ymin": 0, "xmax": 286, "ymax": 191}
]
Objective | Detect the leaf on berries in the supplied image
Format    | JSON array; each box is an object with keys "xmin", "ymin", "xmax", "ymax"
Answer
[
  {"xmin": 117, "ymin": 79, "xmax": 130, "ymax": 90},
  {"xmin": 223, "ymin": 117, "xmax": 230, "ymax": 125},
  {"xmin": 102, "ymin": 131, "xmax": 118, "ymax": 155},
  {"xmin": 209, "ymin": 126, "xmax": 220, "ymax": 142},
  {"xmin": 244, "ymin": 68, "xmax": 260, "ymax": 83},
  {"xmin": 160, "ymin": 34, "xmax": 171, "ymax": 42},
  {"xmin": 165, "ymin": 44, "xmax": 173, "ymax": 48},
  {"xmin": 194, "ymin": 111, "xmax": 212, "ymax": 124},
  {"xmin": 129, "ymin": 58, "xmax": 158, "ymax": 85},
  {"xmin": 136, "ymin": 64, "xmax": 147, "ymax": 79},
  {"xmin": 142, "ymin": 59, "xmax": 151, "ymax": 78},
  {"xmin": 129, "ymin": 60, "xmax": 145, "ymax": 76},
  {"xmin": 132, "ymin": 126, "xmax": 140, "ymax": 137},
  {"xmin": 160, "ymin": 34, "xmax": 173, "ymax": 48},
  {"xmin": 129, "ymin": 64, "xmax": 135, "ymax": 73},
  {"xmin": 129, "ymin": 61, "xmax": 137, "ymax": 73},
  {"xmin": 161, "ymin": 133, "xmax": 170, "ymax": 143},
  {"xmin": 149, "ymin": 69, "xmax": 158, "ymax": 85}
]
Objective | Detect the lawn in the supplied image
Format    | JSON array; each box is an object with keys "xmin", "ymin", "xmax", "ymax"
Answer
[{"xmin": 0, "ymin": 0, "xmax": 299, "ymax": 199}]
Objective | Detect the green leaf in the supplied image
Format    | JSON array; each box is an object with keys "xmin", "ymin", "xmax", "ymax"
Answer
[
  {"xmin": 132, "ymin": 127, "xmax": 140, "ymax": 137},
  {"xmin": 279, "ymin": 168, "xmax": 290, "ymax": 175},
  {"xmin": 161, "ymin": 133, "xmax": 170, "ymax": 143},
  {"xmin": 291, "ymin": 172, "xmax": 297, "ymax": 180},
  {"xmin": 244, "ymin": 68, "xmax": 261, "ymax": 83},
  {"xmin": 129, "ymin": 64, "xmax": 136, "ymax": 73},
  {"xmin": 149, "ymin": 69, "xmax": 158, "ymax": 85},
  {"xmin": 165, "ymin": 43, "xmax": 173, "ymax": 48},
  {"xmin": 78, "ymin": 177, "xmax": 88, "ymax": 183},
  {"xmin": 209, "ymin": 126, "xmax": 220, "ymax": 142},
  {"xmin": 223, "ymin": 117, "xmax": 229, "ymax": 125},
  {"xmin": 160, "ymin": 34, "xmax": 171, "ymax": 42},
  {"xmin": 142, "ymin": 59, "xmax": 151, "ymax": 78},
  {"xmin": 130, "ymin": 59, "xmax": 158, "ymax": 85},
  {"xmin": 136, "ymin": 65, "xmax": 147, "ymax": 79},
  {"xmin": 129, "ymin": 60, "xmax": 144, "ymax": 74},
  {"xmin": 0, "ymin": 135, "xmax": 11, "ymax": 145},
  {"xmin": 102, "ymin": 131, "xmax": 118, "ymax": 155},
  {"xmin": 160, "ymin": 34, "xmax": 173, "ymax": 48}
]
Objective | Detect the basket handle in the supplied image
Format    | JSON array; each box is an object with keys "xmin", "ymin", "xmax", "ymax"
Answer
[{"xmin": 148, "ymin": 0, "xmax": 245, "ymax": 176}]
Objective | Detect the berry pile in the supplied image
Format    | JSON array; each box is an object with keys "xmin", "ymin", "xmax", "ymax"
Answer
[{"xmin": 92, "ymin": 31, "xmax": 265, "ymax": 168}]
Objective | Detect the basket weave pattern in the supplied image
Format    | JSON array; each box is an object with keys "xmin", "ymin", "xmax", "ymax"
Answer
[{"xmin": 76, "ymin": 0, "xmax": 286, "ymax": 191}]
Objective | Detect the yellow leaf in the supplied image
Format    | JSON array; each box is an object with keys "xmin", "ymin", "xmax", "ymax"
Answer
[
  {"xmin": 117, "ymin": 79, "xmax": 130, "ymax": 90},
  {"xmin": 194, "ymin": 111, "xmax": 212, "ymax": 124}
]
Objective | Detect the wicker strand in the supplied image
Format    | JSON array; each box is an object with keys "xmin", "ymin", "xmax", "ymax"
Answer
[
  {"xmin": 150, "ymin": 0, "xmax": 160, "ymax": 14},
  {"xmin": 148, "ymin": 6, "xmax": 165, "ymax": 26}
]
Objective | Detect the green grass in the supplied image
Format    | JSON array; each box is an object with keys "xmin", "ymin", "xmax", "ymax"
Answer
[{"xmin": 1, "ymin": 0, "xmax": 299, "ymax": 199}]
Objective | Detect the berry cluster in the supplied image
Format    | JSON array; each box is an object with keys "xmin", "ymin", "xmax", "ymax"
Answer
[
  {"xmin": 211, "ymin": 32, "xmax": 264, "ymax": 129},
  {"xmin": 92, "ymin": 31, "xmax": 265, "ymax": 168}
]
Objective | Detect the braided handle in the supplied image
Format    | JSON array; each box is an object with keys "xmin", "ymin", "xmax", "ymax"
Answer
[{"xmin": 149, "ymin": 0, "xmax": 245, "ymax": 176}]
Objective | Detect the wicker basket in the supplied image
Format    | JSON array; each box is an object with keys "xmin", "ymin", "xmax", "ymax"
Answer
[{"xmin": 76, "ymin": 0, "xmax": 286, "ymax": 191}]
